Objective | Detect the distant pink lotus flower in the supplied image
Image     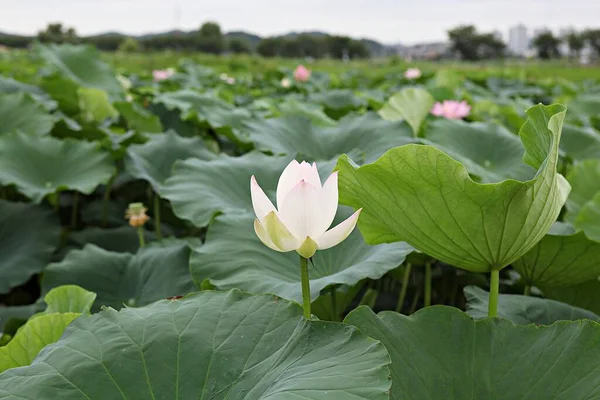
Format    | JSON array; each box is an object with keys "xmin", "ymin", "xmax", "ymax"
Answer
[
  {"xmin": 404, "ymin": 68, "xmax": 421, "ymax": 80},
  {"xmin": 293, "ymin": 65, "xmax": 311, "ymax": 82},
  {"xmin": 431, "ymin": 100, "xmax": 471, "ymax": 120},
  {"xmin": 152, "ymin": 68, "xmax": 174, "ymax": 82}
]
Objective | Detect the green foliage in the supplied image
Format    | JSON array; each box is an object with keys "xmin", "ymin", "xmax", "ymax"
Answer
[
  {"xmin": 448, "ymin": 25, "xmax": 505, "ymax": 60},
  {"xmin": 533, "ymin": 31, "xmax": 562, "ymax": 59}
]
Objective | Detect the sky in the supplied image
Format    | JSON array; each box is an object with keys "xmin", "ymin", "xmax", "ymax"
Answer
[{"xmin": 1, "ymin": 0, "xmax": 599, "ymax": 44}]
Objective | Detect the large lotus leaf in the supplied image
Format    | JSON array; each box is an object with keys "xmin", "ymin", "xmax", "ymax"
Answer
[
  {"xmin": 378, "ymin": 88, "xmax": 434, "ymax": 136},
  {"xmin": 0, "ymin": 93, "xmax": 56, "ymax": 136},
  {"xmin": 35, "ymin": 43, "xmax": 123, "ymax": 96},
  {"xmin": 276, "ymin": 99, "xmax": 336, "ymax": 127},
  {"xmin": 513, "ymin": 222, "xmax": 600, "ymax": 287},
  {"xmin": 544, "ymin": 280, "xmax": 600, "ymax": 315},
  {"xmin": 565, "ymin": 160, "xmax": 600, "ymax": 222},
  {"xmin": 124, "ymin": 130, "xmax": 217, "ymax": 192},
  {"xmin": 191, "ymin": 211, "xmax": 414, "ymax": 303},
  {"xmin": 113, "ymin": 101, "xmax": 163, "ymax": 133},
  {"xmin": 0, "ymin": 76, "xmax": 44, "ymax": 96},
  {"xmin": 76, "ymin": 87, "xmax": 118, "ymax": 123},
  {"xmin": 0, "ymin": 285, "xmax": 95, "ymax": 372},
  {"xmin": 162, "ymin": 152, "xmax": 292, "ymax": 227},
  {"xmin": 41, "ymin": 242, "xmax": 196, "ymax": 310},
  {"xmin": 346, "ymin": 305, "xmax": 600, "ymax": 399},
  {"xmin": 336, "ymin": 104, "xmax": 570, "ymax": 272},
  {"xmin": 423, "ymin": 119, "xmax": 535, "ymax": 182},
  {"xmin": 567, "ymin": 93, "xmax": 600, "ymax": 123},
  {"xmin": 0, "ymin": 313, "xmax": 80, "ymax": 373},
  {"xmin": 245, "ymin": 112, "xmax": 414, "ymax": 164},
  {"xmin": 0, "ymin": 132, "xmax": 115, "ymax": 203},
  {"xmin": 153, "ymin": 89, "xmax": 252, "ymax": 138},
  {"xmin": 309, "ymin": 89, "xmax": 367, "ymax": 119},
  {"xmin": 40, "ymin": 74, "xmax": 80, "ymax": 115},
  {"xmin": 464, "ymin": 285, "xmax": 599, "ymax": 324},
  {"xmin": 560, "ymin": 124, "xmax": 600, "ymax": 162},
  {"xmin": 0, "ymin": 290, "xmax": 391, "ymax": 400},
  {"xmin": 0, "ymin": 200, "xmax": 60, "ymax": 294},
  {"xmin": 575, "ymin": 193, "xmax": 600, "ymax": 241}
]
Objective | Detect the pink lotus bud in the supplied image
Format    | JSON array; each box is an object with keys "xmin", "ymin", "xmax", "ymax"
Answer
[
  {"xmin": 430, "ymin": 100, "xmax": 471, "ymax": 120},
  {"xmin": 404, "ymin": 68, "xmax": 422, "ymax": 80},
  {"xmin": 251, "ymin": 160, "xmax": 361, "ymax": 259},
  {"xmin": 293, "ymin": 65, "xmax": 311, "ymax": 82},
  {"xmin": 152, "ymin": 68, "xmax": 174, "ymax": 82}
]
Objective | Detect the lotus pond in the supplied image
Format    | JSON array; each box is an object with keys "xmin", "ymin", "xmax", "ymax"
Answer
[{"xmin": 1, "ymin": 44, "xmax": 600, "ymax": 399}]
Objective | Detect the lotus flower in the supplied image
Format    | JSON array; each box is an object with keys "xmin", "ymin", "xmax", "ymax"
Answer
[
  {"xmin": 293, "ymin": 65, "xmax": 311, "ymax": 82},
  {"xmin": 404, "ymin": 68, "xmax": 421, "ymax": 80},
  {"xmin": 251, "ymin": 160, "xmax": 361, "ymax": 259},
  {"xmin": 281, "ymin": 78, "xmax": 292, "ymax": 88},
  {"xmin": 152, "ymin": 68, "xmax": 174, "ymax": 82},
  {"xmin": 430, "ymin": 100, "xmax": 471, "ymax": 120}
]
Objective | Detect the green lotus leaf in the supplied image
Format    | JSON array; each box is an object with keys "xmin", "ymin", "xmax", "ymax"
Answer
[
  {"xmin": 275, "ymin": 99, "xmax": 336, "ymax": 126},
  {"xmin": 564, "ymin": 159, "xmax": 600, "ymax": 240},
  {"xmin": 41, "ymin": 242, "xmax": 196, "ymax": 310},
  {"xmin": 336, "ymin": 104, "xmax": 570, "ymax": 272},
  {"xmin": 162, "ymin": 152, "xmax": 292, "ymax": 227},
  {"xmin": 76, "ymin": 87, "xmax": 118, "ymax": 123},
  {"xmin": 245, "ymin": 112, "xmax": 414, "ymax": 163},
  {"xmin": 0, "ymin": 200, "xmax": 60, "ymax": 294},
  {"xmin": 464, "ymin": 285, "xmax": 599, "ymax": 324},
  {"xmin": 309, "ymin": 89, "xmax": 367, "ymax": 119},
  {"xmin": 0, "ymin": 290, "xmax": 391, "ymax": 400},
  {"xmin": 191, "ymin": 211, "xmax": 414, "ymax": 303},
  {"xmin": 513, "ymin": 222, "xmax": 600, "ymax": 287},
  {"xmin": 69, "ymin": 226, "xmax": 157, "ymax": 253},
  {"xmin": 575, "ymin": 192, "xmax": 600, "ymax": 242},
  {"xmin": 423, "ymin": 119, "xmax": 535, "ymax": 182},
  {"xmin": 43, "ymin": 285, "xmax": 97, "ymax": 315},
  {"xmin": 346, "ymin": 305, "xmax": 600, "ymax": 399},
  {"xmin": 560, "ymin": 124, "xmax": 600, "ymax": 162},
  {"xmin": 379, "ymin": 87, "xmax": 434, "ymax": 136},
  {"xmin": 0, "ymin": 132, "xmax": 115, "ymax": 203},
  {"xmin": 124, "ymin": 130, "xmax": 217, "ymax": 192},
  {"xmin": 0, "ymin": 313, "xmax": 80, "ymax": 373},
  {"xmin": 35, "ymin": 43, "xmax": 123, "ymax": 96},
  {"xmin": 0, "ymin": 93, "xmax": 56, "ymax": 136},
  {"xmin": 113, "ymin": 101, "xmax": 163, "ymax": 133},
  {"xmin": 543, "ymin": 279, "xmax": 600, "ymax": 315}
]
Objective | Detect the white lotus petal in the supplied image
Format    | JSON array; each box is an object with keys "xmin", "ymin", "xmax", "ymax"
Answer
[
  {"xmin": 279, "ymin": 180, "xmax": 320, "ymax": 239},
  {"xmin": 250, "ymin": 175, "xmax": 276, "ymax": 222},
  {"xmin": 276, "ymin": 160, "xmax": 302, "ymax": 209},
  {"xmin": 298, "ymin": 161, "xmax": 322, "ymax": 188},
  {"xmin": 312, "ymin": 171, "xmax": 339, "ymax": 236},
  {"xmin": 315, "ymin": 209, "xmax": 362, "ymax": 250},
  {"xmin": 254, "ymin": 219, "xmax": 281, "ymax": 251},
  {"xmin": 262, "ymin": 211, "xmax": 300, "ymax": 251}
]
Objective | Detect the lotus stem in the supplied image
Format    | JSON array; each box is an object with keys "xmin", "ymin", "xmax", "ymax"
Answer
[
  {"xmin": 424, "ymin": 261, "xmax": 432, "ymax": 307},
  {"xmin": 488, "ymin": 269, "xmax": 500, "ymax": 317},
  {"xmin": 154, "ymin": 193, "xmax": 162, "ymax": 239},
  {"xmin": 102, "ymin": 175, "xmax": 115, "ymax": 228},
  {"xmin": 137, "ymin": 226, "xmax": 146, "ymax": 249},
  {"xmin": 524, "ymin": 285, "xmax": 531, "ymax": 296},
  {"xmin": 300, "ymin": 256, "xmax": 311, "ymax": 319},
  {"xmin": 395, "ymin": 263, "xmax": 412, "ymax": 313}
]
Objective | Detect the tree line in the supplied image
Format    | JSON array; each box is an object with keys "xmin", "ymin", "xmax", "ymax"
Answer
[
  {"xmin": 0, "ymin": 22, "xmax": 370, "ymax": 59},
  {"xmin": 447, "ymin": 25, "xmax": 600, "ymax": 60}
]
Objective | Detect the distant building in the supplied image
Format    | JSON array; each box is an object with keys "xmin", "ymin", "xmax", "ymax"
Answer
[
  {"xmin": 397, "ymin": 42, "xmax": 450, "ymax": 60},
  {"xmin": 508, "ymin": 24, "xmax": 528, "ymax": 56}
]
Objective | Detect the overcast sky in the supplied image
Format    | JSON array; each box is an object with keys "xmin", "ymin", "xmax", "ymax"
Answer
[{"xmin": 1, "ymin": 0, "xmax": 599, "ymax": 44}]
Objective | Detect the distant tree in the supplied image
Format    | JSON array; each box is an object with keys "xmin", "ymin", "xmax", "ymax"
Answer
[
  {"xmin": 477, "ymin": 33, "xmax": 505, "ymax": 59},
  {"xmin": 566, "ymin": 32, "xmax": 585, "ymax": 58},
  {"xmin": 118, "ymin": 37, "xmax": 140, "ymax": 53},
  {"xmin": 348, "ymin": 40, "xmax": 370, "ymax": 59},
  {"xmin": 38, "ymin": 23, "xmax": 79, "ymax": 44},
  {"xmin": 532, "ymin": 31, "xmax": 561, "ymax": 59},
  {"xmin": 326, "ymin": 35, "xmax": 352, "ymax": 59},
  {"xmin": 279, "ymin": 38, "xmax": 299, "ymax": 58},
  {"xmin": 448, "ymin": 25, "xmax": 504, "ymax": 60},
  {"xmin": 256, "ymin": 37, "xmax": 281, "ymax": 57},
  {"xmin": 196, "ymin": 21, "xmax": 224, "ymax": 54},
  {"xmin": 295, "ymin": 34, "xmax": 325, "ymax": 58},
  {"xmin": 228, "ymin": 38, "xmax": 251, "ymax": 54},
  {"xmin": 583, "ymin": 29, "xmax": 600, "ymax": 58},
  {"xmin": 448, "ymin": 25, "xmax": 480, "ymax": 61}
]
